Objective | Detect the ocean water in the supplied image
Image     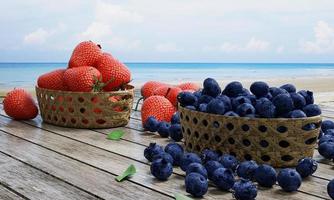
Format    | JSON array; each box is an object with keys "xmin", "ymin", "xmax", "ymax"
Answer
[{"xmin": 0, "ymin": 63, "xmax": 334, "ymax": 89}]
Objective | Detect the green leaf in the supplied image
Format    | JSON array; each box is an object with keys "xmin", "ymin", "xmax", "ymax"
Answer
[
  {"xmin": 115, "ymin": 164, "xmax": 136, "ymax": 182},
  {"xmin": 174, "ymin": 193, "xmax": 193, "ymax": 200},
  {"xmin": 107, "ymin": 130, "xmax": 124, "ymax": 140}
]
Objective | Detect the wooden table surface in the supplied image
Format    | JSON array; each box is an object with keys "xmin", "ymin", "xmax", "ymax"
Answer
[{"xmin": 0, "ymin": 93, "xmax": 333, "ymax": 200}]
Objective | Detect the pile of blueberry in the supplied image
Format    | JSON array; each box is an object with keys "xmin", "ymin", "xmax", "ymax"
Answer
[
  {"xmin": 319, "ymin": 120, "xmax": 334, "ymax": 163},
  {"xmin": 178, "ymin": 78, "xmax": 322, "ymax": 118},
  {"xmin": 144, "ymin": 143, "xmax": 332, "ymax": 199}
]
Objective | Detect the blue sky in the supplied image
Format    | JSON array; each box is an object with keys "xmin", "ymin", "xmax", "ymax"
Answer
[{"xmin": 1, "ymin": 0, "xmax": 334, "ymax": 62}]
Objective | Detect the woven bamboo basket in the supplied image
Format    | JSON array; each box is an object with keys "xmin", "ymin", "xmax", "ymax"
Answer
[
  {"xmin": 179, "ymin": 106, "xmax": 322, "ymax": 167},
  {"xmin": 35, "ymin": 85, "xmax": 134, "ymax": 129}
]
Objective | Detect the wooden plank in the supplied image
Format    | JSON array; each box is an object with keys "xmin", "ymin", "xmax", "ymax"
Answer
[
  {"xmin": 0, "ymin": 185, "xmax": 26, "ymax": 200},
  {"xmin": 0, "ymin": 152, "xmax": 99, "ymax": 200},
  {"xmin": 0, "ymin": 130, "xmax": 172, "ymax": 200}
]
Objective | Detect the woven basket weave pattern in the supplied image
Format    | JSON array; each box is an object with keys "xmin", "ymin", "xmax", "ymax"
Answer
[
  {"xmin": 36, "ymin": 86, "xmax": 134, "ymax": 129},
  {"xmin": 179, "ymin": 106, "xmax": 321, "ymax": 167}
]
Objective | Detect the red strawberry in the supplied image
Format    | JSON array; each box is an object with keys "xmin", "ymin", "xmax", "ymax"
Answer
[
  {"xmin": 141, "ymin": 96, "xmax": 176, "ymax": 125},
  {"xmin": 37, "ymin": 69, "xmax": 68, "ymax": 91},
  {"xmin": 178, "ymin": 82, "xmax": 200, "ymax": 91},
  {"xmin": 95, "ymin": 53, "xmax": 131, "ymax": 91},
  {"xmin": 153, "ymin": 86, "xmax": 182, "ymax": 106},
  {"xmin": 64, "ymin": 66, "xmax": 102, "ymax": 92},
  {"xmin": 3, "ymin": 89, "xmax": 38, "ymax": 120},
  {"xmin": 68, "ymin": 41, "xmax": 102, "ymax": 68},
  {"xmin": 141, "ymin": 81, "xmax": 168, "ymax": 99}
]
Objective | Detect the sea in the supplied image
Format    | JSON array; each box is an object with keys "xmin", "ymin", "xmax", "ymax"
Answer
[{"xmin": 1, "ymin": 63, "xmax": 334, "ymax": 89}]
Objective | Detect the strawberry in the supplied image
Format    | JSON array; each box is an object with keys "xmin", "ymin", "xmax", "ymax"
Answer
[
  {"xmin": 153, "ymin": 86, "xmax": 182, "ymax": 106},
  {"xmin": 141, "ymin": 81, "xmax": 168, "ymax": 99},
  {"xmin": 141, "ymin": 96, "xmax": 176, "ymax": 125},
  {"xmin": 64, "ymin": 66, "xmax": 102, "ymax": 92},
  {"xmin": 3, "ymin": 89, "xmax": 38, "ymax": 120},
  {"xmin": 178, "ymin": 82, "xmax": 200, "ymax": 91},
  {"xmin": 68, "ymin": 41, "xmax": 102, "ymax": 68},
  {"xmin": 37, "ymin": 69, "xmax": 68, "ymax": 91},
  {"xmin": 95, "ymin": 53, "xmax": 131, "ymax": 91}
]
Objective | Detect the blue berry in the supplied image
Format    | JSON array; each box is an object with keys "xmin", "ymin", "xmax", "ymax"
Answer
[
  {"xmin": 144, "ymin": 116, "xmax": 159, "ymax": 132},
  {"xmin": 185, "ymin": 173, "xmax": 208, "ymax": 197},
  {"xmin": 269, "ymin": 87, "xmax": 288, "ymax": 97},
  {"xmin": 296, "ymin": 158, "xmax": 318, "ymax": 178},
  {"xmin": 198, "ymin": 95, "xmax": 214, "ymax": 104},
  {"xmin": 328, "ymin": 179, "xmax": 334, "ymax": 200},
  {"xmin": 236, "ymin": 103, "xmax": 256, "ymax": 117},
  {"xmin": 202, "ymin": 78, "xmax": 221, "ymax": 97},
  {"xmin": 250, "ymin": 81, "xmax": 269, "ymax": 98},
  {"xmin": 169, "ymin": 124, "xmax": 183, "ymax": 142},
  {"xmin": 216, "ymin": 95, "xmax": 232, "ymax": 111},
  {"xmin": 255, "ymin": 97, "xmax": 276, "ymax": 118},
  {"xmin": 152, "ymin": 152, "xmax": 174, "ymax": 164},
  {"xmin": 223, "ymin": 81, "xmax": 244, "ymax": 97},
  {"xmin": 247, "ymin": 95, "xmax": 257, "ymax": 106},
  {"xmin": 206, "ymin": 99, "xmax": 225, "ymax": 115},
  {"xmin": 178, "ymin": 92, "xmax": 197, "ymax": 106},
  {"xmin": 322, "ymin": 120, "xmax": 334, "ymax": 132},
  {"xmin": 318, "ymin": 142, "xmax": 334, "ymax": 159},
  {"xmin": 180, "ymin": 153, "xmax": 202, "ymax": 171},
  {"xmin": 171, "ymin": 112, "xmax": 180, "ymax": 124},
  {"xmin": 319, "ymin": 135, "xmax": 334, "ymax": 145},
  {"xmin": 236, "ymin": 160, "xmax": 259, "ymax": 180},
  {"xmin": 232, "ymin": 96, "xmax": 252, "ymax": 110},
  {"xmin": 219, "ymin": 154, "xmax": 239, "ymax": 172},
  {"xmin": 233, "ymin": 179, "xmax": 257, "ymax": 200},
  {"xmin": 204, "ymin": 160, "xmax": 223, "ymax": 180},
  {"xmin": 198, "ymin": 103, "xmax": 207, "ymax": 112},
  {"xmin": 144, "ymin": 143, "xmax": 164, "ymax": 162},
  {"xmin": 238, "ymin": 88, "xmax": 251, "ymax": 96},
  {"xmin": 325, "ymin": 129, "xmax": 334, "ymax": 137},
  {"xmin": 254, "ymin": 164, "xmax": 277, "ymax": 187},
  {"xmin": 277, "ymin": 168, "xmax": 302, "ymax": 192},
  {"xmin": 298, "ymin": 90, "xmax": 314, "ymax": 105},
  {"xmin": 212, "ymin": 168, "xmax": 235, "ymax": 191},
  {"xmin": 150, "ymin": 158, "xmax": 173, "ymax": 180},
  {"xmin": 201, "ymin": 149, "xmax": 220, "ymax": 163},
  {"xmin": 288, "ymin": 110, "xmax": 307, "ymax": 118},
  {"xmin": 303, "ymin": 104, "xmax": 321, "ymax": 117},
  {"xmin": 273, "ymin": 94, "xmax": 294, "ymax": 115},
  {"xmin": 224, "ymin": 111, "xmax": 239, "ymax": 117},
  {"xmin": 186, "ymin": 163, "xmax": 208, "ymax": 179},
  {"xmin": 157, "ymin": 121, "xmax": 170, "ymax": 138},
  {"xmin": 290, "ymin": 93, "xmax": 306, "ymax": 109},
  {"xmin": 280, "ymin": 84, "xmax": 296, "ymax": 93},
  {"xmin": 164, "ymin": 143, "xmax": 184, "ymax": 166}
]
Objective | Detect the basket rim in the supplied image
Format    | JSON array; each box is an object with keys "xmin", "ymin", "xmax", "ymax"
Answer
[
  {"xmin": 178, "ymin": 105, "xmax": 321, "ymax": 122},
  {"xmin": 35, "ymin": 85, "xmax": 134, "ymax": 94}
]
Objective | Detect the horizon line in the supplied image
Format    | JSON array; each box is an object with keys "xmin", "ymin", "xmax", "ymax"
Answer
[{"xmin": 1, "ymin": 61, "xmax": 334, "ymax": 64}]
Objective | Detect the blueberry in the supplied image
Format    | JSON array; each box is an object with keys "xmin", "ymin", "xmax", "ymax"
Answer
[
  {"xmin": 171, "ymin": 112, "xmax": 180, "ymax": 124},
  {"xmin": 224, "ymin": 111, "xmax": 239, "ymax": 117},
  {"xmin": 202, "ymin": 78, "xmax": 221, "ymax": 97},
  {"xmin": 144, "ymin": 143, "xmax": 164, "ymax": 162},
  {"xmin": 193, "ymin": 90, "xmax": 202, "ymax": 98},
  {"xmin": 319, "ymin": 135, "xmax": 334, "ymax": 145},
  {"xmin": 254, "ymin": 164, "xmax": 277, "ymax": 187},
  {"xmin": 318, "ymin": 142, "xmax": 334, "ymax": 159},
  {"xmin": 232, "ymin": 179, "xmax": 257, "ymax": 200},
  {"xmin": 273, "ymin": 94, "xmax": 294, "ymax": 115},
  {"xmin": 164, "ymin": 143, "xmax": 184, "ymax": 166},
  {"xmin": 216, "ymin": 95, "xmax": 232, "ymax": 111},
  {"xmin": 206, "ymin": 99, "xmax": 225, "ymax": 115},
  {"xmin": 269, "ymin": 87, "xmax": 288, "ymax": 97},
  {"xmin": 219, "ymin": 154, "xmax": 239, "ymax": 172},
  {"xmin": 169, "ymin": 124, "xmax": 183, "ymax": 142},
  {"xmin": 198, "ymin": 103, "xmax": 207, "ymax": 112},
  {"xmin": 232, "ymin": 96, "xmax": 252, "ymax": 110},
  {"xmin": 328, "ymin": 179, "xmax": 334, "ymax": 200},
  {"xmin": 236, "ymin": 103, "xmax": 256, "ymax": 117},
  {"xmin": 223, "ymin": 81, "xmax": 244, "ymax": 97},
  {"xmin": 236, "ymin": 160, "xmax": 259, "ymax": 180},
  {"xmin": 322, "ymin": 120, "xmax": 334, "ymax": 132},
  {"xmin": 144, "ymin": 116, "xmax": 159, "ymax": 132},
  {"xmin": 303, "ymin": 104, "xmax": 321, "ymax": 117},
  {"xmin": 186, "ymin": 163, "xmax": 208, "ymax": 179},
  {"xmin": 178, "ymin": 92, "xmax": 197, "ymax": 106},
  {"xmin": 288, "ymin": 110, "xmax": 307, "ymax": 118},
  {"xmin": 204, "ymin": 160, "xmax": 223, "ymax": 180},
  {"xmin": 325, "ymin": 129, "xmax": 334, "ymax": 137},
  {"xmin": 255, "ymin": 97, "xmax": 276, "ymax": 118},
  {"xmin": 238, "ymin": 88, "xmax": 251, "ymax": 96},
  {"xmin": 212, "ymin": 168, "xmax": 235, "ymax": 191},
  {"xmin": 157, "ymin": 121, "xmax": 170, "ymax": 138},
  {"xmin": 280, "ymin": 84, "xmax": 296, "ymax": 93},
  {"xmin": 150, "ymin": 158, "xmax": 173, "ymax": 180},
  {"xmin": 185, "ymin": 173, "xmax": 208, "ymax": 197},
  {"xmin": 265, "ymin": 92, "xmax": 273, "ymax": 100},
  {"xmin": 247, "ymin": 95, "xmax": 257, "ymax": 106},
  {"xmin": 152, "ymin": 152, "xmax": 174, "ymax": 164},
  {"xmin": 298, "ymin": 90, "xmax": 314, "ymax": 105},
  {"xmin": 290, "ymin": 93, "xmax": 306, "ymax": 109},
  {"xmin": 296, "ymin": 157, "xmax": 318, "ymax": 178},
  {"xmin": 198, "ymin": 95, "xmax": 214, "ymax": 104},
  {"xmin": 185, "ymin": 105, "xmax": 196, "ymax": 110},
  {"xmin": 180, "ymin": 153, "xmax": 202, "ymax": 171},
  {"xmin": 250, "ymin": 81, "xmax": 269, "ymax": 98},
  {"xmin": 277, "ymin": 168, "xmax": 302, "ymax": 192},
  {"xmin": 201, "ymin": 149, "xmax": 220, "ymax": 163}
]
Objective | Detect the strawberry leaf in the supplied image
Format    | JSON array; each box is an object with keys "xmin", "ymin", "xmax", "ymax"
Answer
[
  {"xmin": 107, "ymin": 130, "xmax": 124, "ymax": 140},
  {"xmin": 115, "ymin": 164, "xmax": 136, "ymax": 182},
  {"xmin": 174, "ymin": 193, "xmax": 193, "ymax": 200}
]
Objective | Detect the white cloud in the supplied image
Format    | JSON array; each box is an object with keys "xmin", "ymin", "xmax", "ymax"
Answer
[
  {"xmin": 23, "ymin": 23, "xmax": 66, "ymax": 45},
  {"xmin": 276, "ymin": 46, "xmax": 284, "ymax": 53},
  {"xmin": 156, "ymin": 43, "xmax": 183, "ymax": 52},
  {"xmin": 300, "ymin": 21, "xmax": 334, "ymax": 53},
  {"xmin": 218, "ymin": 37, "xmax": 270, "ymax": 53},
  {"xmin": 80, "ymin": 22, "xmax": 112, "ymax": 42}
]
